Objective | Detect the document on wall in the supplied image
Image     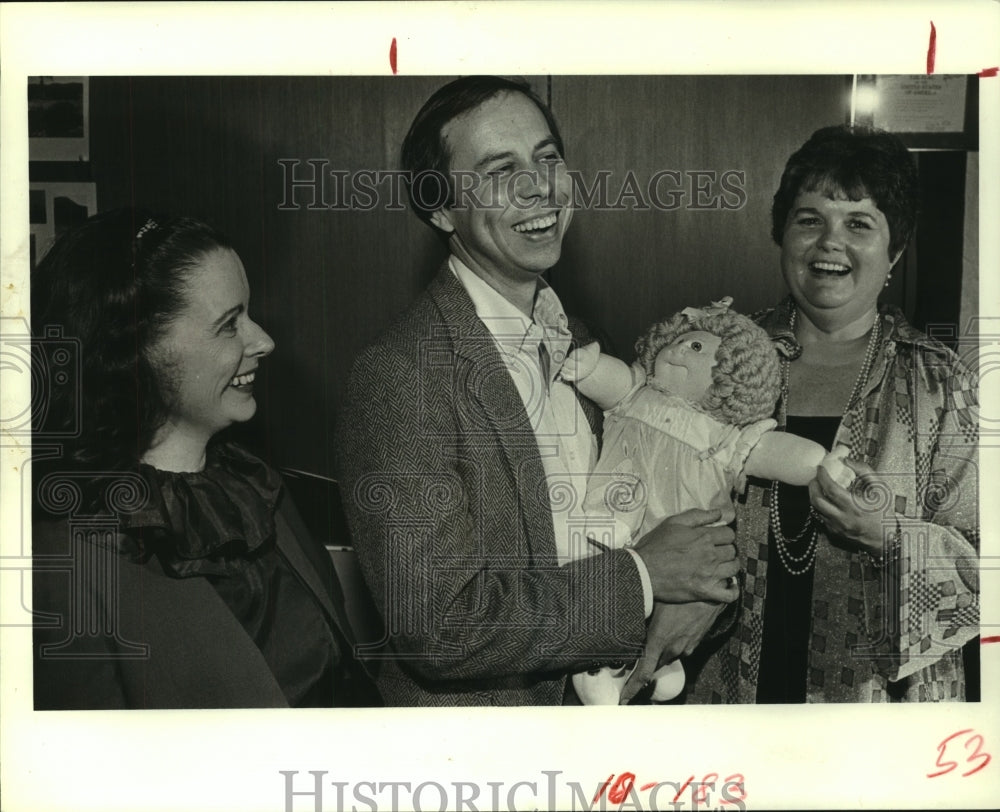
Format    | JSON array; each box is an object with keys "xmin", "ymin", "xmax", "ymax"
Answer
[{"xmin": 874, "ymin": 75, "xmax": 968, "ymax": 133}]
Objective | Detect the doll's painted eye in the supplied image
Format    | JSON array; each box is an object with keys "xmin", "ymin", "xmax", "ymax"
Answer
[{"xmin": 690, "ymin": 341, "xmax": 703, "ymax": 351}]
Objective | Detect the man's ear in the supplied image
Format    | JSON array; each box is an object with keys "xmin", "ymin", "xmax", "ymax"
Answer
[{"xmin": 430, "ymin": 208, "xmax": 456, "ymax": 234}]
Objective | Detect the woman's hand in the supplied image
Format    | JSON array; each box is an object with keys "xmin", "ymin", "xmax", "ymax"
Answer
[{"xmin": 809, "ymin": 458, "xmax": 892, "ymax": 556}]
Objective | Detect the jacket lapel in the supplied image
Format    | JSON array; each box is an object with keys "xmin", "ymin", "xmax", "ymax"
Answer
[
  {"xmin": 273, "ymin": 496, "xmax": 354, "ymax": 643},
  {"xmin": 427, "ymin": 266, "xmax": 556, "ymax": 562}
]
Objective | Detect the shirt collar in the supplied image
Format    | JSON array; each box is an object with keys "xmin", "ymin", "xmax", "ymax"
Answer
[{"xmin": 449, "ymin": 256, "xmax": 572, "ymax": 366}]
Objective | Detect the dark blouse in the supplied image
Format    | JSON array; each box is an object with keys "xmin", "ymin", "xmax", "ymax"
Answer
[
  {"xmin": 124, "ymin": 442, "xmax": 342, "ymax": 707},
  {"xmin": 756, "ymin": 415, "xmax": 839, "ymax": 704}
]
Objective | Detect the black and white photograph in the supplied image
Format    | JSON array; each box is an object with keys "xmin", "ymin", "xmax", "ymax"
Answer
[
  {"xmin": 27, "ymin": 76, "xmax": 89, "ymax": 161},
  {"xmin": 1, "ymin": 3, "xmax": 998, "ymax": 812}
]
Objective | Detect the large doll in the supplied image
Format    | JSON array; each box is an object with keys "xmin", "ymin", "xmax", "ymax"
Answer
[{"xmin": 562, "ymin": 298, "xmax": 851, "ymax": 704}]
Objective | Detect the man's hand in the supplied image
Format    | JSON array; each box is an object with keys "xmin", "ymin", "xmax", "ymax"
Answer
[
  {"xmin": 633, "ymin": 508, "xmax": 739, "ymax": 604},
  {"xmin": 619, "ymin": 600, "xmax": 725, "ymax": 703}
]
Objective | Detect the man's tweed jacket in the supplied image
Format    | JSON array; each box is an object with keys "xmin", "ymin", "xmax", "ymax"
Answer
[{"xmin": 336, "ymin": 266, "xmax": 647, "ymax": 705}]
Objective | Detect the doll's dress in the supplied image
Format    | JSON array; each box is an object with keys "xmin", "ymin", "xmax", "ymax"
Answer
[
  {"xmin": 572, "ymin": 382, "xmax": 774, "ymax": 705},
  {"xmin": 582, "ymin": 383, "xmax": 777, "ymax": 545}
]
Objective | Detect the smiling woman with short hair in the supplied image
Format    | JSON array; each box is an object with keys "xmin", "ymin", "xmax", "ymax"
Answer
[{"xmin": 684, "ymin": 126, "xmax": 980, "ymax": 704}]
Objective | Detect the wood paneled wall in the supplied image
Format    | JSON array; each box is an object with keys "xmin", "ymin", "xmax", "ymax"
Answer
[
  {"xmin": 88, "ymin": 75, "xmax": 923, "ymax": 476},
  {"xmin": 549, "ymin": 75, "xmax": 851, "ymax": 355},
  {"xmin": 91, "ymin": 76, "xmax": 457, "ymax": 474}
]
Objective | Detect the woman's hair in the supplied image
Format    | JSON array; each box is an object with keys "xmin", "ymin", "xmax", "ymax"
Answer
[
  {"xmin": 31, "ymin": 207, "xmax": 232, "ymax": 473},
  {"xmin": 634, "ymin": 307, "xmax": 781, "ymax": 426},
  {"xmin": 400, "ymin": 75, "xmax": 564, "ymax": 233},
  {"xmin": 771, "ymin": 124, "xmax": 920, "ymax": 259}
]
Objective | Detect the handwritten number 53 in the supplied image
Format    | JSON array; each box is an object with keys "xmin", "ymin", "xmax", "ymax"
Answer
[{"xmin": 927, "ymin": 729, "xmax": 991, "ymax": 778}]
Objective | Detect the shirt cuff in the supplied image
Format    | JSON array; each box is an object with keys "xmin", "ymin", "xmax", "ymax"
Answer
[{"xmin": 625, "ymin": 548, "xmax": 654, "ymax": 618}]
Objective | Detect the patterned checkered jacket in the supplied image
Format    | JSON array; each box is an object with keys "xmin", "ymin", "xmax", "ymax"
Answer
[
  {"xmin": 686, "ymin": 297, "xmax": 979, "ymax": 703},
  {"xmin": 336, "ymin": 266, "xmax": 647, "ymax": 706}
]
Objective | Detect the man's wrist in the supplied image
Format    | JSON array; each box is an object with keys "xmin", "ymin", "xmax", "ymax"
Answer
[{"xmin": 625, "ymin": 548, "xmax": 654, "ymax": 618}]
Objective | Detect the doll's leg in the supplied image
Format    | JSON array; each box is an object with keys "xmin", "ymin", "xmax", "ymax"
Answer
[
  {"xmin": 648, "ymin": 660, "xmax": 686, "ymax": 702},
  {"xmin": 572, "ymin": 662, "xmax": 637, "ymax": 705}
]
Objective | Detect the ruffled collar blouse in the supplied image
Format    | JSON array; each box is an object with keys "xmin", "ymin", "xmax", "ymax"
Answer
[
  {"xmin": 122, "ymin": 442, "xmax": 342, "ymax": 707},
  {"xmin": 124, "ymin": 442, "xmax": 282, "ymax": 577}
]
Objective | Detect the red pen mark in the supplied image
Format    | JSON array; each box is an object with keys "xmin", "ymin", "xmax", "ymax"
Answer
[
  {"xmin": 389, "ymin": 37, "xmax": 398, "ymax": 74},
  {"xmin": 926, "ymin": 21, "xmax": 936, "ymax": 74},
  {"xmin": 693, "ymin": 772, "xmax": 719, "ymax": 806},
  {"xmin": 606, "ymin": 773, "xmax": 636, "ymax": 805},
  {"xmin": 672, "ymin": 775, "xmax": 695, "ymax": 803},
  {"xmin": 927, "ymin": 729, "xmax": 992, "ymax": 778},
  {"xmin": 722, "ymin": 774, "xmax": 748, "ymax": 805},
  {"xmin": 979, "ymin": 67, "xmax": 999, "ymax": 77},
  {"xmin": 592, "ymin": 774, "xmax": 614, "ymax": 804},
  {"xmin": 982, "ymin": 635, "xmax": 1000, "ymax": 643},
  {"xmin": 596, "ymin": 772, "xmax": 748, "ymax": 805}
]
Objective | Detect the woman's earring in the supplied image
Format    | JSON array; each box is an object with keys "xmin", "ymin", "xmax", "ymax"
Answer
[{"xmin": 884, "ymin": 272, "xmax": 893, "ymax": 288}]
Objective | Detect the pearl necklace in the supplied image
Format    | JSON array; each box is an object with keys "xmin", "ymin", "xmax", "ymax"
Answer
[{"xmin": 769, "ymin": 307, "xmax": 882, "ymax": 575}]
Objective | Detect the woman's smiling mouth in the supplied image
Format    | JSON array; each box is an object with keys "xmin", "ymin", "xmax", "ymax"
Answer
[
  {"xmin": 230, "ymin": 370, "xmax": 256, "ymax": 389},
  {"xmin": 809, "ymin": 260, "xmax": 852, "ymax": 276}
]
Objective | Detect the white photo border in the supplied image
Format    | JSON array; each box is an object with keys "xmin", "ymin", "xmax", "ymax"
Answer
[{"xmin": 2, "ymin": 3, "xmax": 998, "ymax": 811}]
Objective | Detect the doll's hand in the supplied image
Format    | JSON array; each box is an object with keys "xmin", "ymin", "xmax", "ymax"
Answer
[
  {"xmin": 559, "ymin": 342, "xmax": 600, "ymax": 382},
  {"xmin": 819, "ymin": 445, "xmax": 855, "ymax": 490}
]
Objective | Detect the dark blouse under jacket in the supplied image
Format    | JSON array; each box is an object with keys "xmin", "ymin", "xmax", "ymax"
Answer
[{"xmin": 33, "ymin": 442, "xmax": 377, "ymax": 709}]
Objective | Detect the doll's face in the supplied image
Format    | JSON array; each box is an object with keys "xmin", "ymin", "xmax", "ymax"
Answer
[{"xmin": 652, "ymin": 330, "xmax": 721, "ymax": 403}]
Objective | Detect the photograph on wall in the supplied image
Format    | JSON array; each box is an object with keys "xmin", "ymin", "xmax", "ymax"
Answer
[
  {"xmin": 28, "ymin": 181, "xmax": 97, "ymax": 267},
  {"xmin": 27, "ymin": 76, "xmax": 89, "ymax": 161}
]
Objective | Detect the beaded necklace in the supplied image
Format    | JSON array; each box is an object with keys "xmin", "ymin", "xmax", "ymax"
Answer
[{"xmin": 769, "ymin": 306, "xmax": 882, "ymax": 575}]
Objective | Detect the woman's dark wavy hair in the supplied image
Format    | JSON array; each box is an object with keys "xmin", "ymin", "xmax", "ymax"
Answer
[
  {"xmin": 400, "ymin": 75, "xmax": 564, "ymax": 237},
  {"xmin": 31, "ymin": 208, "xmax": 231, "ymax": 477},
  {"xmin": 771, "ymin": 125, "xmax": 919, "ymax": 259}
]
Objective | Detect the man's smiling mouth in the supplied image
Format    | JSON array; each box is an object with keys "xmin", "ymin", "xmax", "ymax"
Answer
[{"xmin": 512, "ymin": 211, "xmax": 558, "ymax": 234}]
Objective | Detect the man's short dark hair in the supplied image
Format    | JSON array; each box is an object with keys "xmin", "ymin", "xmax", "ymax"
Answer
[
  {"xmin": 771, "ymin": 124, "xmax": 919, "ymax": 259},
  {"xmin": 400, "ymin": 76, "xmax": 565, "ymax": 232}
]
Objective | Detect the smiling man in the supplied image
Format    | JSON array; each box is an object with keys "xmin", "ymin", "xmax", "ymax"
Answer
[
  {"xmin": 336, "ymin": 76, "xmax": 739, "ymax": 706},
  {"xmin": 426, "ymin": 89, "xmax": 573, "ymax": 314}
]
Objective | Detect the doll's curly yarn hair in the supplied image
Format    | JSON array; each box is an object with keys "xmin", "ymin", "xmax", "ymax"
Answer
[{"xmin": 634, "ymin": 307, "xmax": 781, "ymax": 426}]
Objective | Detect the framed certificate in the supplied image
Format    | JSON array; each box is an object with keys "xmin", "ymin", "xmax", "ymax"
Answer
[{"xmin": 855, "ymin": 74, "xmax": 978, "ymax": 150}]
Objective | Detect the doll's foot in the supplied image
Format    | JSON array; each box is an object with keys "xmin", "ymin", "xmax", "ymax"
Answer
[
  {"xmin": 649, "ymin": 660, "xmax": 686, "ymax": 702},
  {"xmin": 572, "ymin": 661, "xmax": 637, "ymax": 705}
]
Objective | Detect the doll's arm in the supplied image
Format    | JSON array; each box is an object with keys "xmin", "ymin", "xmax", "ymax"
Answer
[
  {"xmin": 745, "ymin": 432, "xmax": 854, "ymax": 487},
  {"xmin": 561, "ymin": 342, "xmax": 640, "ymax": 411}
]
